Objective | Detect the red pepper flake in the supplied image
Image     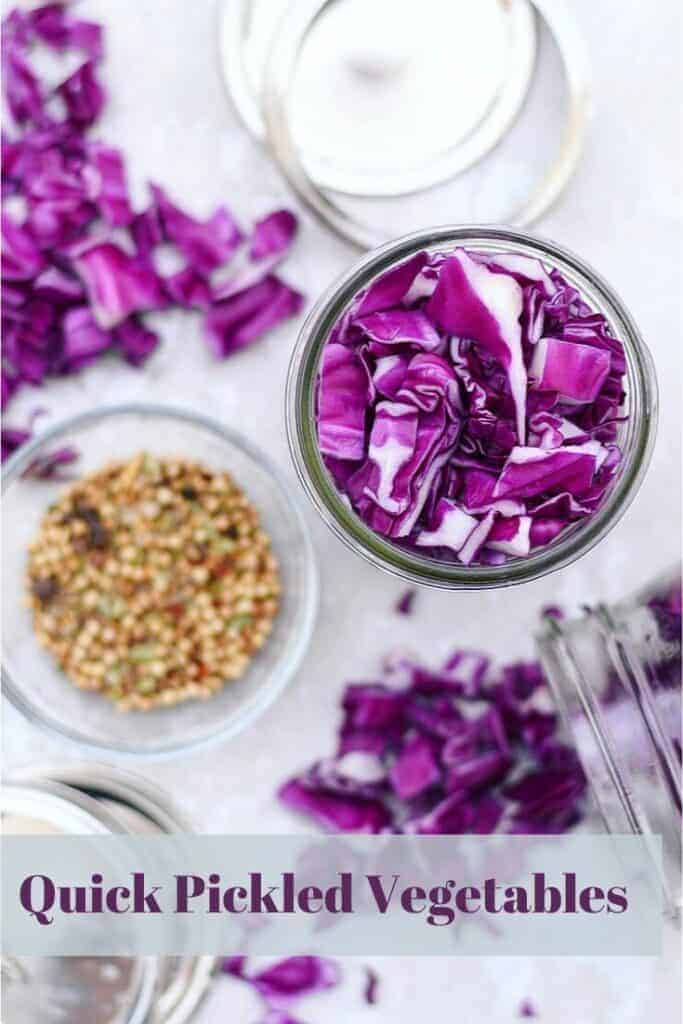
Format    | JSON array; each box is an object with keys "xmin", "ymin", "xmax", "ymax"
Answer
[
  {"xmin": 211, "ymin": 555, "xmax": 234, "ymax": 578},
  {"xmin": 166, "ymin": 602, "xmax": 186, "ymax": 620}
]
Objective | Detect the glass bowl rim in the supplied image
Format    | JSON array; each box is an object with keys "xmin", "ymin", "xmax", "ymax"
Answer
[
  {"xmin": 285, "ymin": 224, "xmax": 658, "ymax": 590},
  {"xmin": 2, "ymin": 401, "xmax": 319, "ymax": 760}
]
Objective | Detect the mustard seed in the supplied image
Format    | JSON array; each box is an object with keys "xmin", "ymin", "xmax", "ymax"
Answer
[{"xmin": 26, "ymin": 454, "xmax": 280, "ymax": 711}]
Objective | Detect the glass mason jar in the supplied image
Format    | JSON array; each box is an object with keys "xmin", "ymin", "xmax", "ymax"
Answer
[
  {"xmin": 285, "ymin": 225, "xmax": 658, "ymax": 589},
  {"xmin": 537, "ymin": 567, "xmax": 682, "ymax": 912},
  {"xmin": 1, "ymin": 764, "xmax": 215, "ymax": 1024}
]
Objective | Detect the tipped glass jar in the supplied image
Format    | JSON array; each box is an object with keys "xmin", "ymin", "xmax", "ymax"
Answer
[
  {"xmin": 286, "ymin": 226, "xmax": 657, "ymax": 589},
  {"xmin": 537, "ymin": 567, "xmax": 682, "ymax": 913}
]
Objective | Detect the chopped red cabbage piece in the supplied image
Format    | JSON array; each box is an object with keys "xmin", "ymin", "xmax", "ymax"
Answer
[
  {"xmin": 480, "ymin": 252, "xmax": 556, "ymax": 296},
  {"xmin": 487, "ymin": 514, "xmax": 532, "ymax": 558},
  {"xmin": 389, "ymin": 733, "xmax": 440, "ymax": 799},
  {"xmin": 33, "ymin": 265, "xmax": 84, "ymax": 302},
  {"xmin": 504, "ymin": 760, "xmax": 586, "ymax": 833},
  {"xmin": 29, "ymin": 4, "xmax": 103, "ymax": 60},
  {"xmin": 395, "ymin": 589, "xmax": 416, "ymax": 615},
  {"xmin": 149, "ymin": 182, "xmax": 243, "ymax": 275},
  {"xmin": 363, "ymin": 966, "xmax": 379, "ymax": 1005},
  {"xmin": 220, "ymin": 955, "xmax": 341, "ymax": 1024},
  {"xmin": 62, "ymin": 305, "xmax": 110, "ymax": 369},
  {"xmin": 2, "ymin": 43, "xmax": 43, "ymax": 124},
  {"xmin": 427, "ymin": 249, "xmax": 527, "ymax": 442},
  {"xmin": 1, "ymin": 4, "xmax": 303, "ymax": 460},
  {"xmin": 204, "ymin": 276, "xmax": 304, "ymax": 358},
  {"xmin": 541, "ymin": 605, "xmax": 564, "ymax": 621},
  {"xmin": 221, "ymin": 955, "xmax": 247, "ymax": 978},
  {"xmin": 279, "ymin": 777, "xmax": 392, "ymax": 833},
  {"xmin": 415, "ymin": 498, "xmax": 478, "ymax": 554},
  {"xmin": 373, "ymin": 353, "xmax": 410, "ymax": 399},
  {"xmin": 530, "ymin": 336, "xmax": 611, "ymax": 402},
  {"xmin": 494, "ymin": 443, "xmax": 606, "ymax": 501},
  {"xmin": 73, "ymin": 240, "xmax": 167, "ymax": 328},
  {"xmin": 316, "ymin": 247, "xmax": 627, "ymax": 564},
  {"xmin": 2, "ymin": 424, "xmax": 32, "ymax": 461},
  {"xmin": 56, "ymin": 61, "xmax": 106, "ymax": 128},
  {"xmin": 317, "ymin": 343, "xmax": 370, "ymax": 461},
  {"xmin": 356, "ymin": 250, "xmax": 430, "ymax": 316},
  {"xmin": 164, "ymin": 265, "xmax": 212, "ymax": 310},
  {"xmin": 86, "ymin": 142, "xmax": 133, "ymax": 226},
  {"xmin": 23, "ymin": 443, "xmax": 78, "ymax": 478},
  {"xmin": 2, "ymin": 409, "xmax": 78, "ymax": 477},
  {"xmin": 2, "ymin": 213, "xmax": 45, "ymax": 280},
  {"xmin": 355, "ymin": 310, "xmax": 443, "ymax": 354},
  {"xmin": 250, "ymin": 209, "xmax": 298, "ymax": 261},
  {"xmin": 114, "ymin": 317, "xmax": 159, "ymax": 366},
  {"xmin": 252, "ymin": 956, "xmax": 340, "ymax": 1007},
  {"xmin": 396, "ymin": 352, "xmax": 461, "ymax": 417},
  {"xmin": 279, "ymin": 642, "xmax": 586, "ymax": 835},
  {"xmin": 363, "ymin": 402, "xmax": 420, "ymax": 514},
  {"xmin": 519, "ymin": 998, "xmax": 538, "ymax": 1017}
]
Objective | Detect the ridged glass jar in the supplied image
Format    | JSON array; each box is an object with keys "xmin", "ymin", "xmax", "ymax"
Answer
[
  {"xmin": 537, "ymin": 567, "xmax": 682, "ymax": 912},
  {"xmin": 286, "ymin": 226, "xmax": 658, "ymax": 589},
  {"xmin": 1, "ymin": 764, "xmax": 216, "ymax": 1023}
]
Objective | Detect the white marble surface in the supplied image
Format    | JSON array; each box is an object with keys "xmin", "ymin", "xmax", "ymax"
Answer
[{"xmin": 2, "ymin": 1, "xmax": 681, "ymax": 1021}]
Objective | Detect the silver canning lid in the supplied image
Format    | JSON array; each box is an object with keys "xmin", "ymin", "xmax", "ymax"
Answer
[
  {"xmin": 219, "ymin": 0, "xmax": 590, "ymax": 245},
  {"xmin": 2, "ymin": 780, "xmax": 128, "ymax": 835},
  {"xmin": 2, "ymin": 767, "xmax": 215, "ymax": 1024},
  {"xmin": 221, "ymin": 0, "xmax": 537, "ymax": 197}
]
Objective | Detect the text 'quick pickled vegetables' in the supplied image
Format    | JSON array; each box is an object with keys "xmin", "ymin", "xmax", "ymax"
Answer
[{"xmin": 316, "ymin": 248, "xmax": 627, "ymax": 565}]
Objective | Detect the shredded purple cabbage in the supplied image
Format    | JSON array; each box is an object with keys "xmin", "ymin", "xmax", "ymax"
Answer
[
  {"xmin": 278, "ymin": 647, "xmax": 586, "ymax": 835},
  {"xmin": 363, "ymin": 966, "xmax": 379, "ymax": 1005},
  {"xmin": 21, "ymin": 442, "xmax": 78, "ymax": 478},
  {"xmin": 220, "ymin": 956, "xmax": 340, "ymax": 1024},
  {"xmin": 519, "ymin": 998, "xmax": 538, "ymax": 1018},
  {"xmin": 316, "ymin": 248, "xmax": 627, "ymax": 564},
  {"xmin": 1, "ymin": 409, "xmax": 78, "ymax": 477},
  {"xmin": 541, "ymin": 605, "xmax": 565, "ymax": 621},
  {"xmin": 395, "ymin": 589, "xmax": 416, "ymax": 615},
  {"xmin": 1, "ymin": 4, "xmax": 302, "ymax": 458}
]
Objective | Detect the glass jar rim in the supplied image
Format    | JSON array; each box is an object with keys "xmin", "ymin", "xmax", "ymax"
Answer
[{"xmin": 285, "ymin": 225, "xmax": 658, "ymax": 589}]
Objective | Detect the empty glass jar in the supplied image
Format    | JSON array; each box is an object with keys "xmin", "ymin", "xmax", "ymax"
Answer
[{"xmin": 537, "ymin": 567, "xmax": 682, "ymax": 911}]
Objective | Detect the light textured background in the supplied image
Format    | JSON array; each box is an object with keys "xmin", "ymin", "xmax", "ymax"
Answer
[{"xmin": 2, "ymin": 1, "xmax": 681, "ymax": 1021}]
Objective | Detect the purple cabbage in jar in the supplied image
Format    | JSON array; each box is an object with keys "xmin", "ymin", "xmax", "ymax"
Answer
[{"xmin": 315, "ymin": 248, "xmax": 628, "ymax": 565}]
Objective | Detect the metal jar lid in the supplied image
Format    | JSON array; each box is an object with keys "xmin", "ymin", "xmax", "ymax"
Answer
[
  {"xmin": 2, "ymin": 765, "xmax": 215, "ymax": 1024},
  {"xmin": 219, "ymin": 0, "xmax": 590, "ymax": 247}
]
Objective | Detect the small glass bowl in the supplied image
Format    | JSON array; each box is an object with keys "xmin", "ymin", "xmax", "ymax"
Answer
[
  {"xmin": 2, "ymin": 404, "xmax": 318, "ymax": 759},
  {"xmin": 286, "ymin": 225, "xmax": 658, "ymax": 590}
]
